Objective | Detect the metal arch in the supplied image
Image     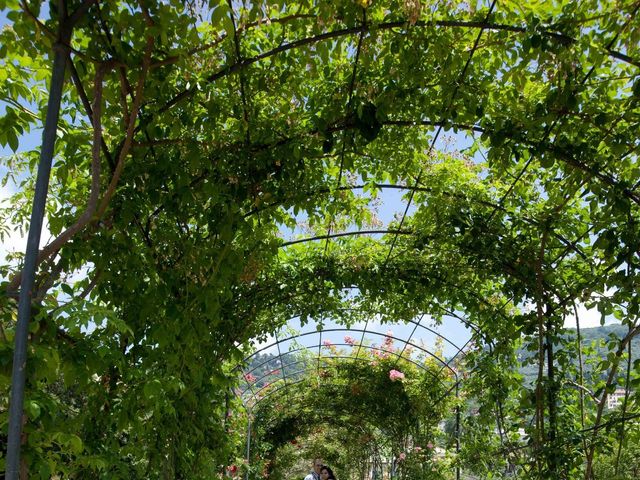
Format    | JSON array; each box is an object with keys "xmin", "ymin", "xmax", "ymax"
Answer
[
  {"xmin": 241, "ymin": 342, "xmax": 454, "ymax": 406},
  {"xmin": 240, "ymin": 326, "xmax": 459, "ymax": 383},
  {"xmin": 243, "ymin": 349, "xmax": 458, "ymax": 413},
  {"xmin": 242, "ymin": 304, "xmax": 480, "ymax": 361},
  {"xmin": 241, "ymin": 315, "xmax": 467, "ymax": 378},
  {"xmin": 237, "ymin": 319, "xmax": 471, "ymax": 409},
  {"xmin": 156, "ymin": 16, "xmax": 638, "ymax": 115},
  {"xmin": 246, "ymin": 358, "xmax": 465, "ymax": 479},
  {"xmin": 244, "ymin": 342, "xmax": 511, "ymax": 480},
  {"xmin": 254, "ymin": 183, "xmax": 588, "ymax": 259},
  {"xmin": 281, "ymin": 229, "xmax": 412, "ymax": 247},
  {"xmin": 235, "ymin": 306, "xmax": 484, "ymax": 409},
  {"xmin": 242, "ymin": 280, "xmax": 513, "ymax": 350},
  {"xmin": 234, "ymin": 308, "xmax": 479, "ymax": 480}
]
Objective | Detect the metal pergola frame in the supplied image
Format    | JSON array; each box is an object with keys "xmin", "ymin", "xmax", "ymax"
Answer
[
  {"xmin": 233, "ymin": 308, "xmax": 484, "ymax": 480},
  {"xmin": 4, "ymin": 1, "xmax": 639, "ymax": 478}
]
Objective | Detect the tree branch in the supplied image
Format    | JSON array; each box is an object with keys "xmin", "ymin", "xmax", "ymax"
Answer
[
  {"xmin": 7, "ymin": 62, "xmax": 109, "ymax": 294},
  {"xmin": 68, "ymin": 0, "xmax": 98, "ymax": 27},
  {"xmin": 96, "ymin": 34, "xmax": 154, "ymax": 218}
]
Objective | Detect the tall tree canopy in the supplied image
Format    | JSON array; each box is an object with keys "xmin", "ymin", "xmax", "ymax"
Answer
[{"xmin": 1, "ymin": 0, "xmax": 639, "ymax": 478}]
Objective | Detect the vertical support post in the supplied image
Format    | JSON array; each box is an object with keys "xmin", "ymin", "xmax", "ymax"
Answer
[
  {"xmin": 456, "ymin": 379, "xmax": 461, "ymax": 480},
  {"xmin": 245, "ymin": 416, "xmax": 252, "ymax": 480},
  {"xmin": 5, "ymin": 33, "xmax": 70, "ymax": 480}
]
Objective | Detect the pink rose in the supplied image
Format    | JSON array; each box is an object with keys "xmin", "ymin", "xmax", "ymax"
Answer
[
  {"xmin": 389, "ymin": 369, "xmax": 405, "ymax": 381},
  {"xmin": 399, "ymin": 453, "xmax": 406, "ymax": 461}
]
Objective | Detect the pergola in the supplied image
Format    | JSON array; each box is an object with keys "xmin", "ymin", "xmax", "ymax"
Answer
[
  {"xmin": 235, "ymin": 314, "xmax": 472, "ymax": 479},
  {"xmin": 2, "ymin": 0, "xmax": 639, "ymax": 479}
]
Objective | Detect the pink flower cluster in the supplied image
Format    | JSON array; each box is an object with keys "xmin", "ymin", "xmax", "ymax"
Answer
[
  {"xmin": 344, "ymin": 335, "xmax": 356, "ymax": 346},
  {"xmin": 382, "ymin": 331, "xmax": 396, "ymax": 352},
  {"xmin": 372, "ymin": 346, "xmax": 390, "ymax": 360},
  {"xmin": 244, "ymin": 373, "xmax": 256, "ymax": 383},
  {"xmin": 322, "ymin": 339, "xmax": 333, "ymax": 347},
  {"xmin": 413, "ymin": 442, "xmax": 434, "ymax": 453},
  {"xmin": 389, "ymin": 369, "xmax": 405, "ymax": 381}
]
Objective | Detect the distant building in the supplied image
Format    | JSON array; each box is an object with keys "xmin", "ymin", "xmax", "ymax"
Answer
[{"xmin": 607, "ymin": 388, "xmax": 627, "ymax": 409}]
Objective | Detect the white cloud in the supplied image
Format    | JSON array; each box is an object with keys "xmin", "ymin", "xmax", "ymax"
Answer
[
  {"xmin": 1, "ymin": 182, "xmax": 52, "ymax": 281},
  {"xmin": 563, "ymin": 302, "xmax": 600, "ymax": 328},
  {"xmin": 563, "ymin": 289, "xmax": 619, "ymax": 329},
  {"xmin": 350, "ymin": 313, "xmax": 384, "ymax": 330}
]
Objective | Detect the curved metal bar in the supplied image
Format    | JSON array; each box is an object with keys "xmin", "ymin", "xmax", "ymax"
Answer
[
  {"xmin": 244, "ymin": 327, "xmax": 453, "ymax": 376},
  {"xmin": 238, "ymin": 283, "xmax": 511, "ymax": 356},
  {"xmin": 159, "ymin": 18, "xmax": 639, "ymax": 114},
  {"xmin": 245, "ymin": 349, "xmax": 457, "ymax": 410},
  {"xmin": 241, "ymin": 340, "xmax": 461, "ymax": 406},
  {"xmin": 239, "ymin": 323, "xmax": 476, "ymax": 396},
  {"xmin": 244, "ymin": 322, "xmax": 459, "ymax": 380},
  {"xmin": 240, "ymin": 307, "xmax": 478, "ymax": 375},
  {"xmin": 281, "ymin": 229, "xmax": 413, "ymax": 247},
  {"xmin": 252, "ymin": 183, "xmax": 588, "ymax": 263}
]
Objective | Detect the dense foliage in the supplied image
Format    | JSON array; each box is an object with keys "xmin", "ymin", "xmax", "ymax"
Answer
[
  {"xmin": 0, "ymin": 0, "xmax": 639, "ymax": 478},
  {"xmin": 249, "ymin": 335, "xmax": 456, "ymax": 480}
]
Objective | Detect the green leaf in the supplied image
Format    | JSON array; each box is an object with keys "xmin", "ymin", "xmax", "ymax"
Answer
[
  {"xmin": 322, "ymin": 132, "xmax": 334, "ymax": 154},
  {"xmin": 594, "ymin": 113, "xmax": 607, "ymax": 127},
  {"xmin": 61, "ymin": 283, "xmax": 74, "ymax": 296},
  {"xmin": 144, "ymin": 379, "xmax": 163, "ymax": 399},
  {"xmin": 68, "ymin": 434, "xmax": 84, "ymax": 454},
  {"xmin": 25, "ymin": 400, "xmax": 41, "ymax": 420},
  {"xmin": 530, "ymin": 34, "xmax": 542, "ymax": 49},
  {"xmin": 7, "ymin": 129, "xmax": 18, "ymax": 152},
  {"xmin": 539, "ymin": 154, "xmax": 554, "ymax": 168},
  {"xmin": 355, "ymin": 102, "xmax": 382, "ymax": 143}
]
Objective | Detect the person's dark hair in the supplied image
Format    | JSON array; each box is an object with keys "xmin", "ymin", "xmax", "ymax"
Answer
[{"xmin": 321, "ymin": 466, "xmax": 336, "ymax": 480}]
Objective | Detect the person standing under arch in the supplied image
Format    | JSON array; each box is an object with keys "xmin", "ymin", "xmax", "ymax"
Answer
[
  {"xmin": 304, "ymin": 458, "xmax": 323, "ymax": 480},
  {"xmin": 320, "ymin": 465, "xmax": 336, "ymax": 480}
]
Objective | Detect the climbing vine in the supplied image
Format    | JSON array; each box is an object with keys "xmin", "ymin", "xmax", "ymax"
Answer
[
  {"xmin": 0, "ymin": 0, "xmax": 638, "ymax": 478},
  {"xmin": 250, "ymin": 335, "xmax": 456, "ymax": 480}
]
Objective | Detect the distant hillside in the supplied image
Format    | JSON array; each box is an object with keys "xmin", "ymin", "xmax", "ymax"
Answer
[
  {"xmin": 244, "ymin": 326, "xmax": 639, "ymax": 389},
  {"xmin": 244, "ymin": 351, "xmax": 310, "ymax": 388},
  {"xmin": 519, "ymin": 324, "xmax": 640, "ymax": 385}
]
